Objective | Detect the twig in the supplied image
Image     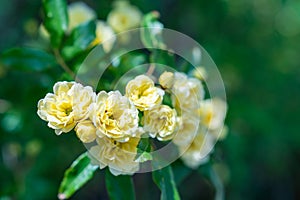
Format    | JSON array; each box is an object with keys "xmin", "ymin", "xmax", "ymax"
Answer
[
  {"xmin": 146, "ymin": 64, "xmax": 155, "ymax": 76},
  {"xmin": 53, "ymin": 48, "xmax": 77, "ymax": 81},
  {"xmin": 210, "ymin": 167, "xmax": 224, "ymax": 200}
]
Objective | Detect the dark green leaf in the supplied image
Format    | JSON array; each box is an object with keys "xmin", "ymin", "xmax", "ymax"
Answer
[
  {"xmin": 61, "ymin": 20, "xmax": 96, "ymax": 60},
  {"xmin": 105, "ymin": 168, "xmax": 135, "ymax": 200},
  {"xmin": 141, "ymin": 11, "xmax": 166, "ymax": 50},
  {"xmin": 172, "ymin": 160, "xmax": 192, "ymax": 186},
  {"xmin": 58, "ymin": 152, "xmax": 98, "ymax": 200},
  {"xmin": 150, "ymin": 49, "xmax": 175, "ymax": 67},
  {"xmin": 152, "ymin": 165, "xmax": 181, "ymax": 200},
  {"xmin": 135, "ymin": 137, "xmax": 153, "ymax": 162},
  {"xmin": 42, "ymin": 0, "xmax": 68, "ymax": 47},
  {"xmin": 0, "ymin": 47, "xmax": 56, "ymax": 72},
  {"xmin": 198, "ymin": 162, "xmax": 224, "ymax": 200}
]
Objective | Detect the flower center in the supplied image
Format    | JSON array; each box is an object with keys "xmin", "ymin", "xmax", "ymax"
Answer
[{"xmin": 65, "ymin": 107, "xmax": 73, "ymax": 116}]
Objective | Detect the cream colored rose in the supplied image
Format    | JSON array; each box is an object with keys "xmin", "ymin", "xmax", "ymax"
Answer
[
  {"xmin": 69, "ymin": 83, "xmax": 96, "ymax": 122},
  {"xmin": 198, "ymin": 98, "xmax": 227, "ymax": 131},
  {"xmin": 142, "ymin": 105, "xmax": 178, "ymax": 141},
  {"xmin": 37, "ymin": 81, "xmax": 95, "ymax": 135},
  {"xmin": 91, "ymin": 91, "xmax": 139, "ymax": 142},
  {"xmin": 126, "ymin": 75, "xmax": 164, "ymax": 111},
  {"xmin": 91, "ymin": 21, "xmax": 116, "ymax": 52},
  {"xmin": 171, "ymin": 72, "xmax": 205, "ymax": 112},
  {"xmin": 172, "ymin": 114, "xmax": 199, "ymax": 146},
  {"xmin": 159, "ymin": 71, "xmax": 174, "ymax": 89},
  {"xmin": 75, "ymin": 120, "xmax": 97, "ymax": 143},
  {"xmin": 107, "ymin": 1, "xmax": 142, "ymax": 33},
  {"xmin": 68, "ymin": 2, "xmax": 96, "ymax": 31},
  {"xmin": 179, "ymin": 128, "xmax": 215, "ymax": 169},
  {"xmin": 89, "ymin": 136, "xmax": 140, "ymax": 176},
  {"xmin": 192, "ymin": 66, "xmax": 207, "ymax": 81}
]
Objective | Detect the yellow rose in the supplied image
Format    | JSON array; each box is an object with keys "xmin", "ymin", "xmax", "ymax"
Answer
[
  {"xmin": 171, "ymin": 72, "xmax": 205, "ymax": 112},
  {"xmin": 159, "ymin": 71, "xmax": 174, "ymax": 89},
  {"xmin": 107, "ymin": 1, "xmax": 142, "ymax": 33},
  {"xmin": 69, "ymin": 83, "xmax": 96, "ymax": 122},
  {"xmin": 91, "ymin": 21, "xmax": 116, "ymax": 52},
  {"xmin": 89, "ymin": 136, "xmax": 140, "ymax": 176},
  {"xmin": 142, "ymin": 105, "xmax": 178, "ymax": 141},
  {"xmin": 126, "ymin": 75, "xmax": 164, "ymax": 111},
  {"xmin": 68, "ymin": 2, "xmax": 96, "ymax": 31},
  {"xmin": 37, "ymin": 81, "xmax": 95, "ymax": 135},
  {"xmin": 198, "ymin": 98, "xmax": 227, "ymax": 131},
  {"xmin": 75, "ymin": 120, "xmax": 97, "ymax": 143},
  {"xmin": 172, "ymin": 114, "xmax": 199, "ymax": 146},
  {"xmin": 179, "ymin": 128, "xmax": 215, "ymax": 169},
  {"xmin": 91, "ymin": 91, "xmax": 140, "ymax": 142},
  {"xmin": 191, "ymin": 66, "xmax": 207, "ymax": 81},
  {"xmin": 209, "ymin": 125, "xmax": 228, "ymax": 141}
]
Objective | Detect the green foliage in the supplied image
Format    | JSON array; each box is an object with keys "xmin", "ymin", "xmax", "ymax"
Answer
[
  {"xmin": 58, "ymin": 152, "xmax": 98, "ymax": 199},
  {"xmin": 42, "ymin": 0, "xmax": 68, "ymax": 47},
  {"xmin": 0, "ymin": 47, "xmax": 56, "ymax": 72},
  {"xmin": 152, "ymin": 166, "xmax": 180, "ymax": 200},
  {"xmin": 105, "ymin": 169, "xmax": 135, "ymax": 200},
  {"xmin": 61, "ymin": 20, "xmax": 96, "ymax": 60},
  {"xmin": 135, "ymin": 137, "xmax": 153, "ymax": 162}
]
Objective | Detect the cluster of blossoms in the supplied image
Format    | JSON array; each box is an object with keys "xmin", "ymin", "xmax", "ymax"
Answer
[
  {"xmin": 37, "ymin": 70, "xmax": 227, "ymax": 175},
  {"xmin": 40, "ymin": 0, "xmax": 142, "ymax": 52}
]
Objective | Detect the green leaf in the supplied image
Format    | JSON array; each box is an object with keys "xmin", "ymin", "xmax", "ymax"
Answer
[
  {"xmin": 105, "ymin": 169, "xmax": 135, "ymax": 200},
  {"xmin": 141, "ymin": 11, "xmax": 166, "ymax": 50},
  {"xmin": 0, "ymin": 47, "xmax": 56, "ymax": 72},
  {"xmin": 61, "ymin": 20, "xmax": 96, "ymax": 60},
  {"xmin": 58, "ymin": 152, "xmax": 98, "ymax": 200},
  {"xmin": 152, "ymin": 165, "xmax": 181, "ymax": 200},
  {"xmin": 150, "ymin": 49, "xmax": 175, "ymax": 67},
  {"xmin": 42, "ymin": 0, "xmax": 68, "ymax": 47},
  {"xmin": 135, "ymin": 136, "xmax": 153, "ymax": 163},
  {"xmin": 172, "ymin": 160, "xmax": 192, "ymax": 186}
]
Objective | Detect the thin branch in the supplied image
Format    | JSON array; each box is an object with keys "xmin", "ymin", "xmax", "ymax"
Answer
[
  {"xmin": 146, "ymin": 64, "xmax": 155, "ymax": 76},
  {"xmin": 210, "ymin": 167, "xmax": 224, "ymax": 200},
  {"xmin": 53, "ymin": 48, "xmax": 77, "ymax": 81}
]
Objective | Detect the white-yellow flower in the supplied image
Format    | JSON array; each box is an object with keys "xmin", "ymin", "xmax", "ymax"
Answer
[
  {"xmin": 75, "ymin": 120, "xmax": 97, "ymax": 143},
  {"xmin": 198, "ymin": 98, "xmax": 227, "ymax": 131},
  {"xmin": 90, "ymin": 91, "xmax": 140, "ymax": 142},
  {"xmin": 192, "ymin": 66, "xmax": 207, "ymax": 81},
  {"xmin": 68, "ymin": 2, "xmax": 96, "ymax": 31},
  {"xmin": 37, "ymin": 81, "xmax": 95, "ymax": 135},
  {"xmin": 142, "ymin": 105, "xmax": 178, "ymax": 141},
  {"xmin": 126, "ymin": 75, "xmax": 164, "ymax": 111},
  {"xmin": 69, "ymin": 83, "xmax": 96, "ymax": 122},
  {"xmin": 179, "ymin": 128, "xmax": 215, "ymax": 169},
  {"xmin": 91, "ymin": 20, "xmax": 116, "ymax": 52},
  {"xmin": 107, "ymin": 1, "xmax": 142, "ymax": 33},
  {"xmin": 159, "ymin": 71, "xmax": 174, "ymax": 89},
  {"xmin": 172, "ymin": 114, "xmax": 199, "ymax": 146},
  {"xmin": 171, "ymin": 72, "xmax": 205, "ymax": 112},
  {"xmin": 89, "ymin": 136, "xmax": 140, "ymax": 176}
]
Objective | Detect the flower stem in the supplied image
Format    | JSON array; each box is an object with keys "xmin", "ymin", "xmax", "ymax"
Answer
[
  {"xmin": 146, "ymin": 64, "xmax": 155, "ymax": 76},
  {"xmin": 53, "ymin": 48, "xmax": 77, "ymax": 80}
]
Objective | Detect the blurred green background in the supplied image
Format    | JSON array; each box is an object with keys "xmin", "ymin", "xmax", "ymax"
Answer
[{"xmin": 1, "ymin": 0, "xmax": 300, "ymax": 199}]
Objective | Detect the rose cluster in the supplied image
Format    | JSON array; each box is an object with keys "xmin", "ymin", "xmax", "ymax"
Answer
[{"xmin": 37, "ymin": 71, "xmax": 227, "ymax": 175}]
